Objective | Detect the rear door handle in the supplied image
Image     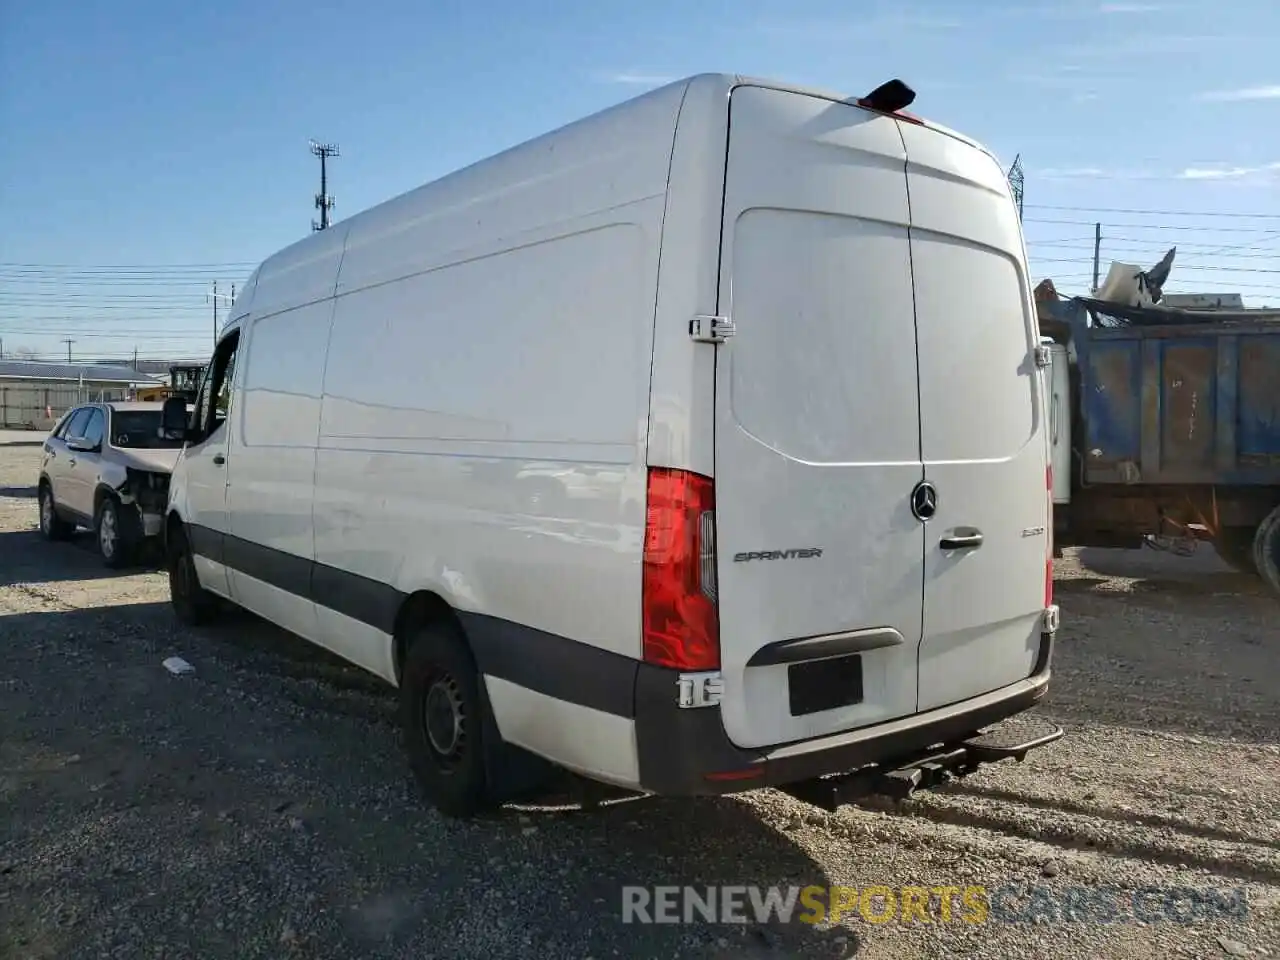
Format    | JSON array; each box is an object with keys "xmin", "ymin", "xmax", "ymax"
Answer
[
  {"xmin": 213, "ymin": 454, "xmax": 225, "ymax": 465},
  {"xmin": 940, "ymin": 529, "xmax": 983, "ymax": 550}
]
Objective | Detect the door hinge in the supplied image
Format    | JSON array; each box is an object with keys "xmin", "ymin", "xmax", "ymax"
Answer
[
  {"xmin": 1034, "ymin": 344, "xmax": 1052, "ymax": 368},
  {"xmin": 690, "ymin": 315, "xmax": 735, "ymax": 343},
  {"xmin": 676, "ymin": 671, "xmax": 724, "ymax": 709}
]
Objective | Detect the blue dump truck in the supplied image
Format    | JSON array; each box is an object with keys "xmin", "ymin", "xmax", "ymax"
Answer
[{"xmin": 1040, "ymin": 293, "xmax": 1280, "ymax": 594}]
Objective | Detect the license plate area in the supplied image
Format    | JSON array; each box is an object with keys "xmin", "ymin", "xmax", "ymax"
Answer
[{"xmin": 787, "ymin": 654, "xmax": 864, "ymax": 716}]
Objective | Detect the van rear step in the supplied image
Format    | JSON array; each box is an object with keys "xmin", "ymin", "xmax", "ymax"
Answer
[{"xmin": 777, "ymin": 716, "xmax": 1064, "ymax": 812}]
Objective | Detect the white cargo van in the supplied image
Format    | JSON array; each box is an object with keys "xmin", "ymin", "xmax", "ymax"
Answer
[{"xmin": 161, "ymin": 74, "xmax": 1062, "ymax": 817}]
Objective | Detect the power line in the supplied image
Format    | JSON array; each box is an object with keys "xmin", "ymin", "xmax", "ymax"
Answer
[
  {"xmin": 1025, "ymin": 204, "xmax": 1280, "ymax": 220},
  {"xmin": 1024, "ymin": 217, "xmax": 1280, "ymax": 233},
  {"xmin": 0, "ymin": 261, "xmax": 257, "ymax": 270},
  {"xmin": 1028, "ymin": 236, "xmax": 1280, "ymax": 255},
  {"xmin": 0, "ymin": 330, "xmax": 209, "ymax": 339},
  {"xmin": 1029, "ymin": 259, "xmax": 1280, "ymax": 274}
]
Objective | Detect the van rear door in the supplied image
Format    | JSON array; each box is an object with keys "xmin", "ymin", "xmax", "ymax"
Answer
[
  {"xmin": 711, "ymin": 85, "xmax": 924, "ymax": 750},
  {"xmin": 900, "ymin": 122, "xmax": 1051, "ymax": 711}
]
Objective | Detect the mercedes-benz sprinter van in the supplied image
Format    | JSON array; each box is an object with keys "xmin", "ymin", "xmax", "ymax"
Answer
[{"xmin": 160, "ymin": 74, "xmax": 1061, "ymax": 817}]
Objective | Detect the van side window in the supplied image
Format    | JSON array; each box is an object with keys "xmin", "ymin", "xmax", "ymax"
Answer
[{"xmin": 195, "ymin": 331, "xmax": 241, "ymax": 438}]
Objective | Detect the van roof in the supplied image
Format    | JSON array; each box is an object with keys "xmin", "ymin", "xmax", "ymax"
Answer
[
  {"xmin": 250, "ymin": 73, "xmax": 998, "ymax": 282},
  {"xmin": 712, "ymin": 73, "xmax": 992, "ymax": 158}
]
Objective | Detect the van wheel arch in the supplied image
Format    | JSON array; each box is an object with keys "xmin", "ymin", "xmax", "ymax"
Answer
[
  {"xmin": 392, "ymin": 591, "xmax": 558, "ymax": 812},
  {"xmin": 393, "ymin": 591, "xmax": 465, "ymax": 686}
]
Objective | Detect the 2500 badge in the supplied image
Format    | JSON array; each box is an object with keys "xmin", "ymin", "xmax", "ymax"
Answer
[{"xmin": 733, "ymin": 548, "xmax": 823, "ymax": 562}]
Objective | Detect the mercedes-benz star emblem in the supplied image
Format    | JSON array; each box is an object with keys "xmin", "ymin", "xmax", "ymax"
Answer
[{"xmin": 910, "ymin": 481, "xmax": 938, "ymax": 522}]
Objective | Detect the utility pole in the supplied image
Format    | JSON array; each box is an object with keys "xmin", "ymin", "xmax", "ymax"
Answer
[
  {"xmin": 62, "ymin": 338, "xmax": 75, "ymax": 362},
  {"xmin": 1007, "ymin": 154, "xmax": 1025, "ymax": 221},
  {"xmin": 207, "ymin": 282, "xmax": 235, "ymax": 347},
  {"xmin": 1092, "ymin": 222, "xmax": 1102, "ymax": 294},
  {"xmin": 310, "ymin": 139, "xmax": 339, "ymax": 231}
]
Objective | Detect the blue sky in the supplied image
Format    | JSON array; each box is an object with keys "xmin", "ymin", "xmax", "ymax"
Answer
[{"xmin": 1, "ymin": 0, "xmax": 1277, "ymax": 361}]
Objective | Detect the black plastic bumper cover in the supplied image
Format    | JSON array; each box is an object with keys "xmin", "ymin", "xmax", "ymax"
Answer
[{"xmin": 634, "ymin": 631, "xmax": 1055, "ymax": 796}]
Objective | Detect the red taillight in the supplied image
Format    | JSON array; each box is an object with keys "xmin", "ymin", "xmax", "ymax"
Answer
[
  {"xmin": 1045, "ymin": 465, "xmax": 1054, "ymax": 606},
  {"xmin": 642, "ymin": 467, "xmax": 720, "ymax": 671}
]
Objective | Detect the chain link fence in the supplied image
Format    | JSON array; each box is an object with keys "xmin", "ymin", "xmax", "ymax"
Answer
[{"xmin": 0, "ymin": 383, "xmax": 133, "ymax": 431}]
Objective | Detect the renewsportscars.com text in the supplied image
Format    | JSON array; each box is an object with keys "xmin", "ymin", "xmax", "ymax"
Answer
[{"xmin": 621, "ymin": 884, "xmax": 1250, "ymax": 926}]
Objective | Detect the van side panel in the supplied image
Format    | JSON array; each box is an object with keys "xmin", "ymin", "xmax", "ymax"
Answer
[
  {"xmin": 308, "ymin": 83, "xmax": 688, "ymax": 782},
  {"xmin": 224, "ymin": 232, "xmax": 344, "ymax": 650}
]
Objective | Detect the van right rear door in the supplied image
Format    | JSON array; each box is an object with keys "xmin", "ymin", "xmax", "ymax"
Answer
[{"xmin": 711, "ymin": 85, "xmax": 925, "ymax": 750}]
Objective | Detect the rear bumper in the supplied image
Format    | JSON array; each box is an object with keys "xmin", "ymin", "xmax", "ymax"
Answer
[{"xmin": 633, "ymin": 631, "xmax": 1054, "ymax": 796}]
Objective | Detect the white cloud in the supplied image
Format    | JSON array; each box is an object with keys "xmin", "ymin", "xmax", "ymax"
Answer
[
  {"xmin": 1037, "ymin": 166, "xmax": 1156, "ymax": 180},
  {"xmin": 753, "ymin": 13, "xmax": 960, "ymax": 39},
  {"xmin": 1178, "ymin": 162, "xmax": 1280, "ymax": 179},
  {"xmin": 1038, "ymin": 161, "xmax": 1280, "ymax": 181},
  {"xmin": 603, "ymin": 73, "xmax": 677, "ymax": 86},
  {"xmin": 1195, "ymin": 85, "xmax": 1280, "ymax": 102}
]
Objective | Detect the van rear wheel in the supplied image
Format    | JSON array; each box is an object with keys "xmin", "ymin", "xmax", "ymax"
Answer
[{"xmin": 400, "ymin": 622, "xmax": 495, "ymax": 818}]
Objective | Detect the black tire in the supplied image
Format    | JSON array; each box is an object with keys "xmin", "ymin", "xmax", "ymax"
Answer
[
  {"xmin": 1252, "ymin": 506, "xmax": 1280, "ymax": 596},
  {"xmin": 400, "ymin": 621, "xmax": 495, "ymax": 818},
  {"xmin": 166, "ymin": 522, "xmax": 219, "ymax": 625},
  {"xmin": 1213, "ymin": 527, "xmax": 1258, "ymax": 575},
  {"xmin": 37, "ymin": 482, "xmax": 74, "ymax": 541},
  {"xmin": 95, "ymin": 496, "xmax": 138, "ymax": 569}
]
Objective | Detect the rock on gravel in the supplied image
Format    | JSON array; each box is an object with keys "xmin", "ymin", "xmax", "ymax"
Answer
[{"xmin": 1, "ymin": 446, "xmax": 1277, "ymax": 959}]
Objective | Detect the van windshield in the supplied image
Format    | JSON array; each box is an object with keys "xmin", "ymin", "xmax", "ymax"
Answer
[{"xmin": 111, "ymin": 410, "xmax": 184, "ymax": 449}]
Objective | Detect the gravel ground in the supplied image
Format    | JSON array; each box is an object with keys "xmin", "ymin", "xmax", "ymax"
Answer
[{"xmin": 1, "ymin": 444, "xmax": 1277, "ymax": 960}]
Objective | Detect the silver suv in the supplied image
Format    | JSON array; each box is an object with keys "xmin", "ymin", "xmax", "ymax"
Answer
[{"xmin": 37, "ymin": 401, "xmax": 185, "ymax": 568}]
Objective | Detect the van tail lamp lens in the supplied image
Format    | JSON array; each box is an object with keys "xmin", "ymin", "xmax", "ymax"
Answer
[
  {"xmin": 642, "ymin": 467, "xmax": 721, "ymax": 671},
  {"xmin": 1045, "ymin": 465, "xmax": 1054, "ymax": 607}
]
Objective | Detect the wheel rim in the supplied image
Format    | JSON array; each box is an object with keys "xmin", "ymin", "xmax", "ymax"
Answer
[
  {"xmin": 40, "ymin": 491, "xmax": 51, "ymax": 533},
  {"xmin": 99, "ymin": 506, "xmax": 117, "ymax": 558},
  {"xmin": 421, "ymin": 673, "xmax": 467, "ymax": 770}
]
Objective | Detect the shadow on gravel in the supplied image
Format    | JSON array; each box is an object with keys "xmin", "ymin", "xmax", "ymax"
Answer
[
  {"xmin": 866, "ymin": 790, "xmax": 1280, "ymax": 886},
  {"xmin": 1069, "ymin": 546, "xmax": 1271, "ymax": 599},
  {"xmin": 0, "ymin": 529, "xmax": 143, "ymax": 587},
  {"xmin": 1, "ymin": 601, "xmax": 859, "ymax": 959},
  {"xmin": 1055, "ymin": 573, "xmax": 1269, "ymax": 600},
  {"xmin": 0, "ymin": 484, "xmax": 38, "ymax": 499},
  {"xmin": 0, "ymin": 527, "xmax": 166, "ymax": 585},
  {"xmin": 943, "ymin": 782, "xmax": 1280, "ymax": 852}
]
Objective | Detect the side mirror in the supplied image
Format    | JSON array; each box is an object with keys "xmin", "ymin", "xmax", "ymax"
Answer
[
  {"xmin": 160, "ymin": 396, "xmax": 190, "ymax": 441},
  {"xmin": 66, "ymin": 437, "xmax": 95, "ymax": 453}
]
